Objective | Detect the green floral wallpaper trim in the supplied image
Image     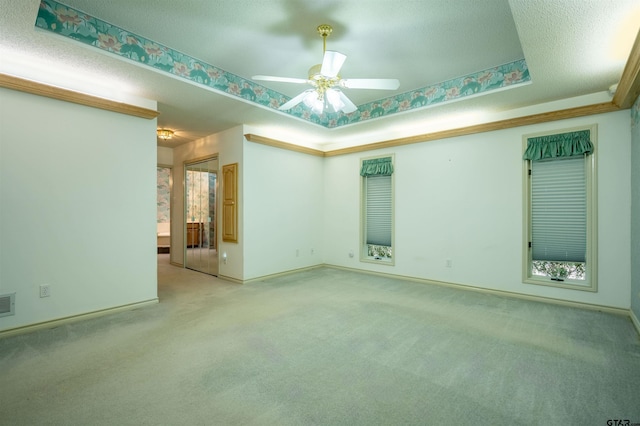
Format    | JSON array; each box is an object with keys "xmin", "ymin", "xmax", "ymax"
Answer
[{"xmin": 35, "ymin": 0, "xmax": 531, "ymax": 129}]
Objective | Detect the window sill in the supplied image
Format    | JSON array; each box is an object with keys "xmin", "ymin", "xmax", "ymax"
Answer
[
  {"xmin": 360, "ymin": 256, "xmax": 394, "ymax": 266},
  {"xmin": 523, "ymin": 276, "xmax": 596, "ymax": 292}
]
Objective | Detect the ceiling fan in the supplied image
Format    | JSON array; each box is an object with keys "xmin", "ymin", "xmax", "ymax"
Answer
[{"xmin": 252, "ymin": 24, "xmax": 400, "ymax": 114}]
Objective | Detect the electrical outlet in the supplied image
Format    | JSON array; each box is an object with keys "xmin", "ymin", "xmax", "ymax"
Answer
[
  {"xmin": 311, "ymin": 248, "xmax": 315, "ymax": 255},
  {"xmin": 446, "ymin": 259, "xmax": 453, "ymax": 268},
  {"xmin": 39, "ymin": 284, "xmax": 51, "ymax": 298},
  {"xmin": 296, "ymin": 249, "xmax": 300, "ymax": 257}
]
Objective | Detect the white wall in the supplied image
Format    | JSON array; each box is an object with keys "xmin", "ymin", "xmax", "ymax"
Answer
[
  {"xmin": 323, "ymin": 110, "xmax": 632, "ymax": 309},
  {"xmin": 172, "ymin": 126, "xmax": 244, "ymax": 280},
  {"xmin": 243, "ymin": 141, "xmax": 325, "ymax": 280},
  {"xmin": 631, "ymin": 97, "xmax": 640, "ymax": 321},
  {"xmin": 0, "ymin": 88, "xmax": 158, "ymax": 331},
  {"xmin": 157, "ymin": 146, "xmax": 173, "ymax": 166}
]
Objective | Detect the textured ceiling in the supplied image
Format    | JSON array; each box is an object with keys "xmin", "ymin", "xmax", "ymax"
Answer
[{"xmin": 1, "ymin": 0, "xmax": 639, "ymax": 149}]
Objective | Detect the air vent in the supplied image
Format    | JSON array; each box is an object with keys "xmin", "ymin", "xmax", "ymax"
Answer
[{"xmin": 0, "ymin": 293, "xmax": 15, "ymax": 317}]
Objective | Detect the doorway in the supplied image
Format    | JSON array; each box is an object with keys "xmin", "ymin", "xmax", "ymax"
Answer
[
  {"xmin": 185, "ymin": 157, "xmax": 218, "ymax": 276},
  {"xmin": 157, "ymin": 166, "xmax": 172, "ymax": 254}
]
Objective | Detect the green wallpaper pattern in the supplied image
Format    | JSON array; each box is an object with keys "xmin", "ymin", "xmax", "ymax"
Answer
[
  {"xmin": 35, "ymin": 0, "xmax": 531, "ymax": 129},
  {"xmin": 157, "ymin": 167, "xmax": 170, "ymax": 223}
]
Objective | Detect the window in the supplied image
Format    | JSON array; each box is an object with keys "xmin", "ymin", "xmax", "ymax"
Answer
[
  {"xmin": 361, "ymin": 155, "xmax": 394, "ymax": 264},
  {"xmin": 523, "ymin": 126, "xmax": 597, "ymax": 291}
]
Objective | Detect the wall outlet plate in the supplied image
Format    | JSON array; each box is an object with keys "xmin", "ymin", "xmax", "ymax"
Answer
[{"xmin": 39, "ymin": 284, "xmax": 51, "ymax": 298}]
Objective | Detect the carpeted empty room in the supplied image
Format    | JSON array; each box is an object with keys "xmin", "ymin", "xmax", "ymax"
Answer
[{"xmin": 1, "ymin": 254, "xmax": 639, "ymax": 425}]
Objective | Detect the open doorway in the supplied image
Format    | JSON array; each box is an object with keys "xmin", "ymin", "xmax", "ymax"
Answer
[
  {"xmin": 157, "ymin": 166, "xmax": 171, "ymax": 254},
  {"xmin": 185, "ymin": 157, "xmax": 218, "ymax": 276}
]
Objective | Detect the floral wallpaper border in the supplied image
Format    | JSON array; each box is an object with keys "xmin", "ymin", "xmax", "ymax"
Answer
[{"xmin": 35, "ymin": 0, "xmax": 531, "ymax": 129}]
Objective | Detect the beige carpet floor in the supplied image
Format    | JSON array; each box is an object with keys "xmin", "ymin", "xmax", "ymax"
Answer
[{"xmin": 1, "ymin": 254, "xmax": 639, "ymax": 425}]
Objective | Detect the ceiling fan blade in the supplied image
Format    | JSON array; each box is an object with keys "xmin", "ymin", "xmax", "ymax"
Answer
[
  {"xmin": 252, "ymin": 75, "xmax": 309, "ymax": 84},
  {"xmin": 278, "ymin": 90, "xmax": 314, "ymax": 111},
  {"xmin": 320, "ymin": 51, "xmax": 347, "ymax": 78},
  {"xmin": 338, "ymin": 91, "xmax": 358, "ymax": 113},
  {"xmin": 340, "ymin": 78, "xmax": 400, "ymax": 90}
]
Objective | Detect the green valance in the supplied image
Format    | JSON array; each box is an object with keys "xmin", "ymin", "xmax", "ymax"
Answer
[
  {"xmin": 523, "ymin": 130, "xmax": 593, "ymax": 161},
  {"xmin": 360, "ymin": 157, "xmax": 394, "ymax": 176}
]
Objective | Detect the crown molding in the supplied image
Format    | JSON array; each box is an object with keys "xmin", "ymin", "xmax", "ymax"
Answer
[
  {"xmin": 613, "ymin": 29, "xmax": 640, "ymax": 109},
  {"xmin": 244, "ymin": 134, "xmax": 325, "ymax": 157},
  {"xmin": 324, "ymin": 102, "xmax": 619, "ymax": 156},
  {"xmin": 246, "ymin": 101, "xmax": 620, "ymax": 157},
  {"xmin": 0, "ymin": 73, "xmax": 159, "ymax": 119}
]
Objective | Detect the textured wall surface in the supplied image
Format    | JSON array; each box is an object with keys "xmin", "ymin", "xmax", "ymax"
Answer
[
  {"xmin": 631, "ymin": 95, "xmax": 640, "ymax": 323},
  {"xmin": 0, "ymin": 87, "xmax": 158, "ymax": 331},
  {"xmin": 323, "ymin": 110, "xmax": 631, "ymax": 309}
]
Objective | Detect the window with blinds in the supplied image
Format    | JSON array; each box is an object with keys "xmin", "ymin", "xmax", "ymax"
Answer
[
  {"xmin": 531, "ymin": 156, "xmax": 586, "ymax": 264},
  {"xmin": 361, "ymin": 155, "xmax": 394, "ymax": 263},
  {"xmin": 365, "ymin": 175, "xmax": 392, "ymax": 246},
  {"xmin": 523, "ymin": 125, "xmax": 597, "ymax": 292}
]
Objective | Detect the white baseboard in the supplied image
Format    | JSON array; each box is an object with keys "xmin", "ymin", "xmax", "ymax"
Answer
[
  {"xmin": 241, "ymin": 263, "xmax": 639, "ymax": 337},
  {"xmin": 326, "ymin": 264, "xmax": 630, "ymax": 317},
  {"xmin": 217, "ymin": 274, "xmax": 244, "ymax": 284},
  {"xmin": 0, "ymin": 298, "xmax": 159, "ymax": 339},
  {"xmin": 225, "ymin": 262, "xmax": 632, "ymax": 318},
  {"xmin": 220, "ymin": 265, "xmax": 323, "ymax": 285}
]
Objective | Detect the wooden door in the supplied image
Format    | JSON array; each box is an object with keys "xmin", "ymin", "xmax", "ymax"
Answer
[{"xmin": 222, "ymin": 163, "xmax": 238, "ymax": 243}]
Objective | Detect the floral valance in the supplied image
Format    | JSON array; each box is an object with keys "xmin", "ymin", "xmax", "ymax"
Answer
[
  {"xmin": 523, "ymin": 130, "xmax": 593, "ymax": 161},
  {"xmin": 360, "ymin": 157, "xmax": 394, "ymax": 176}
]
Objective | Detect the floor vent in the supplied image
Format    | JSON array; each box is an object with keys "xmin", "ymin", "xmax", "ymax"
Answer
[{"xmin": 0, "ymin": 293, "xmax": 15, "ymax": 317}]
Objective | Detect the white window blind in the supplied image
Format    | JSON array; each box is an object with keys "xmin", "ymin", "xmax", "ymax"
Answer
[
  {"xmin": 531, "ymin": 156, "xmax": 586, "ymax": 262},
  {"xmin": 365, "ymin": 175, "xmax": 392, "ymax": 247}
]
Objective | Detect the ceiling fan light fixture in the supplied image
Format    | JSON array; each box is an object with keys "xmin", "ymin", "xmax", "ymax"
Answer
[
  {"xmin": 304, "ymin": 91, "xmax": 325, "ymax": 114},
  {"xmin": 255, "ymin": 24, "xmax": 398, "ymax": 115},
  {"xmin": 302, "ymin": 88, "xmax": 347, "ymax": 114},
  {"xmin": 157, "ymin": 128, "xmax": 174, "ymax": 140},
  {"xmin": 326, "ymin": 88, "xmax": 345, "ymax": 112},
  {"xmin": 303, "ymin": 90, "xmax": 319, "ymax": 107}
]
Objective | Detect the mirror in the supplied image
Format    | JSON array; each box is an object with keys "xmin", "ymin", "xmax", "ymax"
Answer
[{"xmin": 185, "ymin": 157, "xmax": 218, "ymax": 276}]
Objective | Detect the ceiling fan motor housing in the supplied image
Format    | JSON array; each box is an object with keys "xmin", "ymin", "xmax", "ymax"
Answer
[{"xmin": 308, "ymin": 64, "xmax": 340, "ymax": 98}]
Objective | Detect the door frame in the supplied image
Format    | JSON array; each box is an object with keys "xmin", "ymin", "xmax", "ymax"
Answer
[
  {"xmin": 157, "ymin": 164, "xmax": 172, "ymax": 255},
  {"xmin": 184, "ymin": 154, "xmax": 219, "ymax": 276}
]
